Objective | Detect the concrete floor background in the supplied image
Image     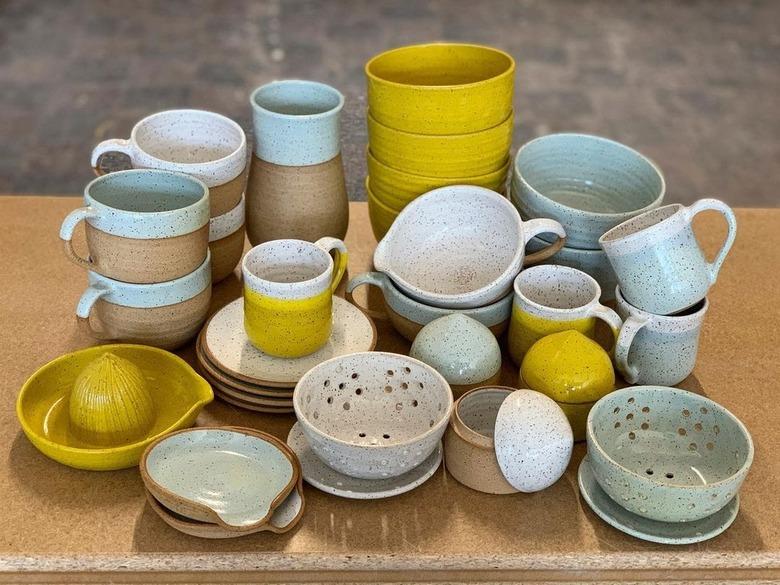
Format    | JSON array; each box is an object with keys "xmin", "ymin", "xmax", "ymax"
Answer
[{"xmin": 0, "ymin": 0, "xmax": 777, "ymax": 206}]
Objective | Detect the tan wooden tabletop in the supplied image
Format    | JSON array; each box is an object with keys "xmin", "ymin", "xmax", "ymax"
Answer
[{"xmin": 0, "ymin": 197, "xmax": 778, "ymax": 584}]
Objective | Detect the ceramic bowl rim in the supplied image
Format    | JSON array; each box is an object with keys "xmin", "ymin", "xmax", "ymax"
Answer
[
  {"xmin": 140, "ymin": 426, "xmax": 300, "ymax": 531},
  {"xmin": 293, "ymin": 351, "xmax": 454, "ymax": 450},
  {"xmin": 513, "ymin": 133, "xmax": 666, "ymax": 219},
  {"xmin": 365, "ymin": 42, "xmax": 516, "ymax": 90},
  {"xmin": 250, "ymin": 79, "xmax": 345, "ymax": 121},
  {"xmin": 513, "ymin": 265, "xmax": 602, "ymax": 314},
  {"xmin": 368, "ymin": 108, "xmax": 514, "ymax": 140},
  {"xmin": 367, "ymin": 147, "xmax": 511, "ymax": 183},
  {"xmin": 586, "ymin": 386, "xmax": 754, "ymax": 490},
  {"xmin": 130, "ymin": 108, "xmax": 247, "ymax": 169},
  {"xmin": 451, "ymin": 386, "xmax": 513, "ymax": 450},
  {"xmin": 599, "ymin": 203, "xmax": 685, "ymax": 247},
  {"xmin": 615, "ymin": 286, "xmax": 710, "ymax": 324},
  {"xmin": 16, "ymin": 344, "xmax": 213, "ymax": 457}
]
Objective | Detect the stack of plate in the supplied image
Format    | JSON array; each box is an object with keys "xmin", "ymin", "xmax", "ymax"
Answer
[{"xmin": 195, "ymin": 296, "xmax": 377, "ymax": 413}]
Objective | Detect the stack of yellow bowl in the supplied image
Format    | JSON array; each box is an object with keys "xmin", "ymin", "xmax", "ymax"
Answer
[{"xmin": 365, "ymin": 43, "xmax": 516, "ymax": 239}]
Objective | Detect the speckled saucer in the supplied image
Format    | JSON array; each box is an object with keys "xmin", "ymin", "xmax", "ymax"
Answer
[
  {"xmin": 203, "ymin": 297, "xmax": 376, "ymax": 388},
  {"xmin": 578, "ymin": 456, "xmax": 739, "ymax": 545},
  {"xmin": 287, "ymin": 423, "xmax": 442, "ymax": 499}
]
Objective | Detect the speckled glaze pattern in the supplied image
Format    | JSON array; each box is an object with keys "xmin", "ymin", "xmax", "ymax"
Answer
[
  {"xmin": 511, "ymin": 133, "xmax": 665, "ymax": 250},
  {"xmin": 365, "ymin": 43, "xmax": 514, "ymax": 135},
  {"xmin": 16, "ymin": 344, "xmax": 213, "ymax": 471},
  {"xmin": 599, "ymin": 199, "xmax": 737, "ymax": 315},
  {"xmin": 367, "ymin": 112, "xmax": 513, "ymax": 178},
  {"xmin": 90, "ymin": 109, "xmax": 248, "ymax": 187},
  {"xmin": 410, "ymin": 315, "xmax": 501, "ymax": 387},
  {"xmin": 586, "ymin": 386, "xmax": 753, "ymax": 523},
  {"xmin": 141, "ymin": 428, "xmax": 297, "ymax": 529},
  {"xmin": 373, "ymin": 186, "xmax": 566, "ymax": 309},
  {"xmin": 293, "ymin": 352, "xmax": 453, "ymax": 480},
  {"xmin": 507, "ymin": 265, "xmax": 622, "ymax": 365},
  {"xmin": 203, "ymin": 296, "xmax": 376, "ymax": 387},
  {"xmin": 250, "ymin": 80, "xmax": 344, "ymax": 167},
  {"xmin": 444, "ymin": 387, "xmax": 518, "ymax": 495},
  {"xmin": 346, "ymin": 271, "xmax": 512, "ymax": 342},
  {"xmin": 494, "ymin": 389, "xmax": 573, "ymax": 492},
  {"xmin": 578, "ymin": 456, "xmax": 740, "ymax": 545},
  {"xmin": 615, "ymin": 287, "xmax": 709, "ymax": 385},
  {"xmin": 287, "ymin": 423, "xmax": 442, "ymax": 499}
]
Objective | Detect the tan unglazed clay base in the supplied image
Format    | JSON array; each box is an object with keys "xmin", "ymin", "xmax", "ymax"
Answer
[
  {"xmin": 209, "ymin": 166, "xmax": 248, "ymax": 217},
  {"xmin": 209, "ymin": 225, "xmax": 245, "ymax": 284}
]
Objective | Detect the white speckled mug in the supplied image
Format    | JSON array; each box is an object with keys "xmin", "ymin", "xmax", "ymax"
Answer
[
  {"xmin": 60, "ymin": 170, "xmax": 210, "ymax": 284},
  {"xmin": 599, "ymin": 198, "xmax": 737, "ymax": 315},
  {"xmin": 614, "ymin": 286, "xmax": 708, "ymax": 385},
  {"xmin": 90, "ymin": 109, "xmax": 248, "ymax": 217}
]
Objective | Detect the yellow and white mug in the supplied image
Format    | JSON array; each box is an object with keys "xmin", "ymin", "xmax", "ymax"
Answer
[
  {"xmin": 242, "ymin": 237, "xmax": 348, "ymax": 358},
  {"xmin": 508, "ymin": 265, "xmax": 623, "ymax": 365}
]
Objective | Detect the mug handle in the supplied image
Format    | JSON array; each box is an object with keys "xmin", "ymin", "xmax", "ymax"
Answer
[
  {"xmin": 345, "ymin": 272, "xmax": 390, "ymax": 321},
  {"xmin": 314, "ymin": 237, "xmax": 348, "ymax": 293},
  {"xmin": 60, "ymin": 206, "xmax": 99, "ymax": 270},
  {"xmin": 76, "ymin": 285, "xmax": 113, "ymax": 340},
  {"xmin": 90, "ymin": 138, "xmax": 134, "ymax": 176},
  {"xmin": 614, "ymin": 314, "xmax": 650, "ymax": 384},
  {"xmin": 586, "ymin": 303, "xmax": 624, "ymax": 354},
  {"xmin": 683, "ymin": 198, "xmax": 738, "ymax": 285},
  {"xmin": 521, "ymin": 218, "xmax": 567, "ymax": 266}
]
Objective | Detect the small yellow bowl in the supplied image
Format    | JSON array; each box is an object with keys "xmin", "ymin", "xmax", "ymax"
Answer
[
  {"xmin": 366, "ymin": 179, "xmax": 399, "ymax": 241},
  {"xmin": 16, "ymin": 344, "xmax": 213, "ymax": 471},
  {"xmin": 367, "ymin": 149, "xmax": 509, "ymax": 211},
  {"xmin": 366, "ymin": 43, "xmax": 515, "ymax": 135},
  {"xmin": 367, "ymin": 111, "xmax": 513, "ymax": 178}
]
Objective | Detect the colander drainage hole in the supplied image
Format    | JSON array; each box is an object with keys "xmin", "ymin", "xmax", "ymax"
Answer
[
  {"xmin": 665, "ymin": 473, "xmax": 674, "ymax": 479},
  {"xmin": 382, "ymin": 434, "xmax": 390, "ymax": 439},
  {"xmin": 358, "ymin": 432, "xmax": 366, "ymax": 438},
  {"xmin": 646, "ymin": 469, "xmax": 654, "ymax": 475}
]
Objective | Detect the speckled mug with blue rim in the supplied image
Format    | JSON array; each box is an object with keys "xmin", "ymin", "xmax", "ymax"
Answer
[
  {"xmin": 599, "ymin": 198, "xmax": 737, "ymax": 316},
  {"xmin": 614, "ymin": 286, "xmax": 708, "ymax": 386}
]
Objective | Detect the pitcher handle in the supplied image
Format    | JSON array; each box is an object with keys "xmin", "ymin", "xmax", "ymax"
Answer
[
  {"xmin": 76, "ymin": 285, "xmax": 113, "ymax": 340},
  {"xmin": 521, "ymin": 218, "xmax": 567, "ymax": 266},
  {"xmin": 60, "ymin": 206, "xmax": 99, "ymax": 270},
  {"xmin": 90, "ymin": 138, "xmax": 134, "ymax": 176},
  {"xmin": 314, "ymin": 237, "xmax": 348, "ymax": 293},
  {"xmin": 614, "ymin": 313, "xmax": 649, "ymax": 384},
  {"xmin": 345, "ymin": 272, "xmax": 390, "ymax": 321},
  {"xmin": 683, "ymin": 198, "xmax": 737, "ymax": 285}
]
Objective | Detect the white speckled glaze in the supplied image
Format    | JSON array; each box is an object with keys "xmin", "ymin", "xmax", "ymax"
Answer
[
  {"xmin": 60, "ymin": 169, "xmax": 209, "ymax": 241},
  {"xmin": 287, "ymin": 423, "xmax": 442, "ymax": 499},
  {"xmin": 142, "ymin": 428, "xmax": 296, "ymax": 529},
  {"xmin": 599, "ymin": 199, "xmax": 737, "ymax": 315},
  {"xmin": 373, "ymin": 186, "xmax": 566, "ymax": 309},
  {"xmin": 493, "ymin": 389, "xmax": 573, "ymax": 492},
  {"xmin": 76, "ymin": 251, "xmax": 211, "ymax": 315},
  {"xmin": 586, "ymin": 386, "xmax": 753, "ymax": 523},
  {"xmin": 90, "ymin": 109, "xmax": 247, "ymax": 186},
  {"xmin": 250, "ymin": 80, "xmax": 344, "ymax": 167},
  {"xmin": 410, "ymin": 315, "xmax": 501, "ymax": 386},
  {"xmin": 578, "ymin": 456, "xmax": 740, "ymax": 545},
  {"xmin": 615, "ymin": 286, "xmax": 708, "ymax": 385},
  {"xmin": 203, "ymin": 296, "xmax": 376, "ymax": 387},
  {"xmin": 293, "ymin": 352, "xmax": 453, "ymax": 480},
  {"xmin": 511, "ymin": 133, "xmax": 665, "ymax": 250},
  {"xmin": 209, "ymin": 194, "xmax": 245, "ymax": 242}
]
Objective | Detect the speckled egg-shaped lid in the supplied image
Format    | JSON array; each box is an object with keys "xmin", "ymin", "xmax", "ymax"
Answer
[
  {"xmin": 494, "ymin": 389, "xmax": 574, "ymax": 492},
  {"xmin": 409, "ymin": 314, "xmax": 502, "ymax": 385}
]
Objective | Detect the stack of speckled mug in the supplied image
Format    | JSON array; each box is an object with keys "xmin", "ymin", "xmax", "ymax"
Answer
[{"xmin": 365, "ymin": 43, "xmax": 515, "ymax": 239}]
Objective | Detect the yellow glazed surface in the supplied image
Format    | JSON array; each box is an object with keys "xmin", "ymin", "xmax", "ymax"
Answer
[
  {"xmin": 244, "ymin": 287, "xmax": 334, "ymax": 358},
  {"xmin": 520, "ymin": 331, "xmax": 615, "ymax": 441},
  {"xmin": 16, "ymin": 344, "xmax": 213, "ymax": 470},
  {"xmin": 367, "ymin": 151, "xmax": 509, "ymax": 212},
  {"xmin": 367, "ymin": 182, "xmax": 399, "ymax": 241},
  {"xmin": 508, "ymin": 306, "xmax": 597, "ymax": 365},
  {"xmin": 365, "ymin": 43, "xmax": 515, "ymax": 135},
  {"xmin": 367, "ymin": 111, "xmax": 513, "ymax": 178}
]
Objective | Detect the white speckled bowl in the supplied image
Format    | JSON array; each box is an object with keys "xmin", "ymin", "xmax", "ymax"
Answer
[
  {"xmin": 374, "ymin": 186, "xmax": 566, "ymax": 309},
  {"xmin": 293, "ymin": 352, "xmax": 453, "ymax": 479},
  {"xmin": 586, "ymin": 386, "xmax": 753, "ymax": 523}
]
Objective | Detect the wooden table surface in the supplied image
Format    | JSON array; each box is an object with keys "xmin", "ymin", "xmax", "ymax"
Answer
[{"xmin": 0, "ymin": 197, "xmax": 778, "ymax": 584}]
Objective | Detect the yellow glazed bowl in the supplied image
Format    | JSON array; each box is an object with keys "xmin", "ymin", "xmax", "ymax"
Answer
[
  {"xmin": 367, "ymin": 111, "xmax": 513, "ymax": 178},
  {"xmin": 367, "ymin": 149, "xmax": 509, "ymax": 211},
  {"xmin": 366, "ymin": 179, "xmax": 399, "ymax": 241},
  {"xmin": 16, "ymin": 344, "xmax": 213, "ymax": 470},
  {"xmin": 365, "ymin": 43, "xmax": 515, "ymax": 135}
]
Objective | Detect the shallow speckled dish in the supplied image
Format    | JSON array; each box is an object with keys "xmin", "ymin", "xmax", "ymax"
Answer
[
  {"xmin": 293, "ymin": 352, "xmax": 453, "ymax": 480},
  {"xmin": 202, "ymin": 296, "xmax": 376, "ymax": 388},
  {"xmin": 578, "ymin": 455, "xmax": 739, "ymax": 544},
  {"xmin": 141, "ymin": 427, "xmax": 298, "ymax": 530},
  {"xmin": 586, "ymin": 386, "xmax": 753, "ymax": 523},
  {"xmin": 287, "ymin": 423, "xmax": 442, "ymax": 499}
]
